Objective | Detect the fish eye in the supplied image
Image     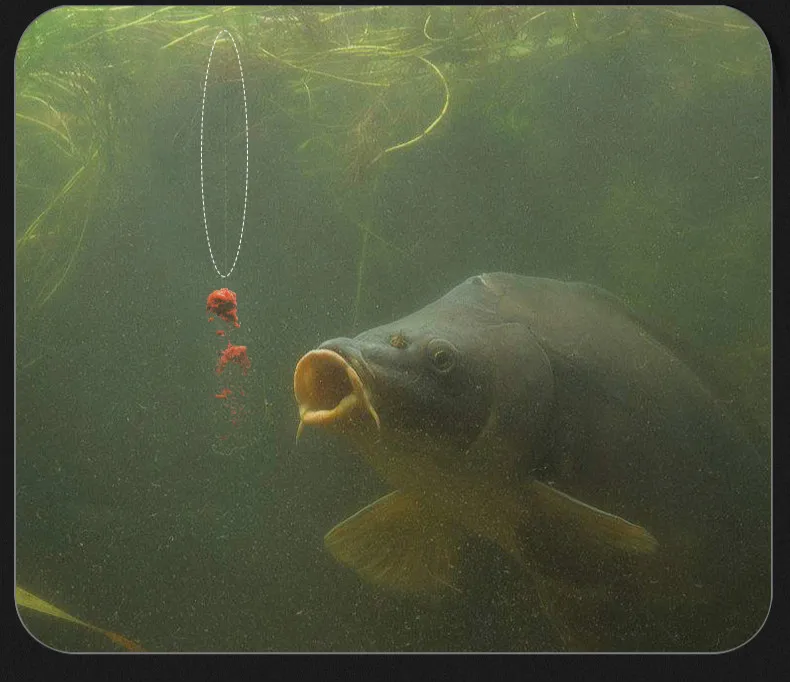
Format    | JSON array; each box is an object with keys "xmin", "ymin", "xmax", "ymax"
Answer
[{"xmin": 427, "ymin": 339, "xmax": 457, "ymax": 374}]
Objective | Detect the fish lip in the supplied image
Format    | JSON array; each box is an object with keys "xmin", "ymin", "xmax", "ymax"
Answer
[
  {"xmin": 293, "ymin": 347, "xmax": 381, "ymax": 440},
  {"xmin": 323, "ymin": 342, "xmax": 375, "ymax": 386}
]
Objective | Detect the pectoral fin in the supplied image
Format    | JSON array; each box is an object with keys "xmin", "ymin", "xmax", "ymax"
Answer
[
  {"xmin": 324, "ymin": 490, "xmax": 463, "ymax": 594},
  {"xmin": 520, "ymin": 479, "xmax": 657, "ymax": 585},
  {"xmin": 528, "ymin": 479, "xmax": 658, "ymax": 555}
]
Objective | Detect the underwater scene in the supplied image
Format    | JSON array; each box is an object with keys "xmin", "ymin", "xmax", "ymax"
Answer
[{"xmin": 15, "ymin": 6, "xmax": 771, "ymax": 652}]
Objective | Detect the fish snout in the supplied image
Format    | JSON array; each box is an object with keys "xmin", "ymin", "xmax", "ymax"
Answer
[{"xmin": 293, "ymin": 346, "xmax": 381, "ymax": 441}]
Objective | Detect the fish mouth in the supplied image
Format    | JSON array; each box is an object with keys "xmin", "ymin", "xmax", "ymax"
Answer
[{"xmin": 293, "ymin": 348, "xmax": 381, "ymax": 441}]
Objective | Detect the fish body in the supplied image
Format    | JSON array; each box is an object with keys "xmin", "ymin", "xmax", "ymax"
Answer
[{"xmin": 294, "ymin": 273, "xmax": 769, "ymax": 651}]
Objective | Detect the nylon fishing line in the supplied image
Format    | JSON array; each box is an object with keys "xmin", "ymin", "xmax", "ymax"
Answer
[{"xmin": 200, "ymin": 29, "xmax": 249, "ymax": 278}]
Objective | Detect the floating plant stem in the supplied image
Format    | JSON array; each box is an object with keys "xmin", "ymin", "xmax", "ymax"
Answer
[
  {"xmin": 18, "ymin": 148, "xmax": 99, "ymax": 248},
  {"xmin": 352, "ymin": 224, "xmax": 369, "ymax": 333},
  {"xmin": 368, "ymin": 54, "xmax": 449, "ymax": 166},
  {"xmin": 160, "ymin": 23, "xmax": 211, "ymax": 50},
  {"xmin": 17, "ymin": 585, "xmax": 144, "ymax": 652}
]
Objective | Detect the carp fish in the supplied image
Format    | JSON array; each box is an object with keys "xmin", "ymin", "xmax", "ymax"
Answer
[{"xmin": 293, "ymin": 273, "xmax": 769, "ymax": 651}]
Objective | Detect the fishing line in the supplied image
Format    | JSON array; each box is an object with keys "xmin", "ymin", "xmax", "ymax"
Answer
[
  {"xmin": 200, "ymin": 30, "xmax": 252, "ymax": 441},
  {"xmin": 223, "ymin": 91, "xmax": 228, "ymax": 274},
  {"xmin": 200, "ymin": 29, "xmax": 248, "ymax": 279}
]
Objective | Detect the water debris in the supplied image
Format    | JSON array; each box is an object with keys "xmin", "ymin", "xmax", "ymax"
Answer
[{"xmin": 16, "ymin": 585, "xmax": 144, "ymax": 652}]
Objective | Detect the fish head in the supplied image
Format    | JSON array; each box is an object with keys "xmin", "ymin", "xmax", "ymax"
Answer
[
  {"xmin": 294, "ymin": 275, "xmax": 556, "ymax": 477},
  {"xmin": 295, "ymin": 327, "xmax": 493, "ymax": 455}
]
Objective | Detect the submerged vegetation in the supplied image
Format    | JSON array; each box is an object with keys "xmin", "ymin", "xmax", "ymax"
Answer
[
  {"xmin": 16, "ymin": 5, "xmax": 766, "ymax": 310},
  {"xmin": 16, "ymin": 6, "xmax": 769, "ymax": 422},
  {"xmin": 17, "ymin": 585, "xmax": 144, "ymax": 651}
]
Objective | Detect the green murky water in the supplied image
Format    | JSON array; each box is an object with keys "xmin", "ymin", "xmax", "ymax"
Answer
[{"xmin": 15, "ymin": 6, "xmax": 771, "ymax": 652}]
